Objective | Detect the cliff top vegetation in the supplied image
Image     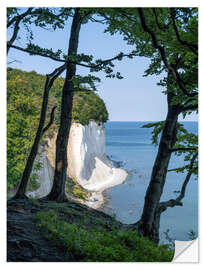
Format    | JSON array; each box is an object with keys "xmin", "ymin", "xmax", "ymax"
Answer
[{"xmin": 7, "ymin": 67, "xmax": 108, "ymax": 189}]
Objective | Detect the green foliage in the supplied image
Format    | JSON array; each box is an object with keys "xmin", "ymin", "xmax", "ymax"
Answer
[
  {"xmin": 66, "ymin": 178, "xmax": 91, "ymax": 201},
  {"xmin": 26, "ymin": 43, "xmax": 64, "ymax": 60},
  {"xmin": 7, "ymin": 8, "xmax": 71, "ymax": 42},
  {"xmin": 142, "ymin": 121, "xmax": 198, "ymax": 176},
  {"xmin": 72, "ymin": 89, "xmax": 108, "ymax": 125},
  {"xmin": 7, "ymin": 69, "xmax": 40, "ymax": 189},
  {"xmin": 35, "ymin": 210, "xmax": 174, "ymax": 262},
  {"xmin": 7, "ymin": 8, "xmax": 127, "ymax": 82},
  {"xmin": 71, "ymin": 74, "xmax": 101, "ymax": 92},
  {"xmin": 169, "ymin": 125, "xmax": 198, "ymax": 175},
  {"xmin": 28, "ymin": 173, "xmax": 40, "ymax": 191},
  {"xmin": 7, "ymin": 68, "xmax": 108, "ymax": 189},
  {"xmin": 142, "ymin": 121, "xmax": 165, "ymax": 146},
  {"xmin": 188, "ymin": 230, "xmax": 197, "ymax": 240}
]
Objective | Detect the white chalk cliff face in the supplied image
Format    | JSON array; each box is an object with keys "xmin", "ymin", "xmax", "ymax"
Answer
[
  {"xmin": 68, "ymin": 121, "xmax": 127, "ymax": 191},
  {"xmin": 27, "ymin": 121, "xmax": 127, "ymax": 208}
]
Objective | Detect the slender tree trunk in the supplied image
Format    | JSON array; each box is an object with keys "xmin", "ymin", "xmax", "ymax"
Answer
[
  {"xmin": 138, "ymin": 105, "xmax": 179, "ymax": 242},
  {"xmin": 13, "ymin": 64, "xmax": 66, "ymax": 199},
  {"xmin": 46, "ymin": 9, "xmax": 82, "ymax": 202}
]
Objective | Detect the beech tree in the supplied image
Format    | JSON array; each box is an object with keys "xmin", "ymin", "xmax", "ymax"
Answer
[
  {"xmin": 103, "ymin": 7, "xmax": 198, "ymax": 242},
  {"xmin": 136, "ymin": 8, "xmax": 198, "ymax": 242}
]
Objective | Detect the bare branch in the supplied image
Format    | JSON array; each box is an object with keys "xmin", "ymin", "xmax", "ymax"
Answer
[
  {"xmin": 158, "ymin": 152, "xmax": 198, "ymax": 213},
  {"xmin": 7, "ymin": 58, "xmax": 22, "ymax": 65}
]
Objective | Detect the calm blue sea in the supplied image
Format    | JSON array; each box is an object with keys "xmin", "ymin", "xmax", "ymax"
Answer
[{"xmin": 102, "ymin": 121, "xmax": 198, "ymax": 244}]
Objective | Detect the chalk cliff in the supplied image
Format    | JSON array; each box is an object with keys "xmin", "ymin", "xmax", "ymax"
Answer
[
  {"xmin": 27, "ymin": 121, "xmax": 127, "ymax": 208},
  {"xmin": 67, "ymin": 121, "xmax": 128, "ymax": 207}
]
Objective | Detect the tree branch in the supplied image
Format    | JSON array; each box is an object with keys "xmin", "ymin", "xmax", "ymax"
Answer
[
  {"xmin": 7, "ymin": 8, "xmax": 69, "ymax": 55},
  {"xmin": 180, "ymin": 104, "xmax": 198, "ymax": 112},
  {"xmin": 47, "ymin": 63, "xmax": 67, "ymax": 88},
  {"xmin": 170, "ymin": 147, "xmax": 197, "ymax": 152},
  {"xmin": 9, "ymin": 44, "xmax": 66, "ymax": 62},
  {"xmin": 89, "ymin": 16, "xmax": 107, "ymax": 24},
  {"xmin": 169, "ymin": 8, "xmax": 198, "ymax": 56},
  {"xmin": 137, "ymin": 8, "xmax": 198, "ymax": 98},
  {"xmin": 7, "ymin": 8, "xmax": 69, "ymax": 28},
  {"xmin": 183, "ymin": 97, "xmax": 198, "ymax": 106},
  {"xmin": 42, "ymin": 106, "xmax": 57, "ymax": 134},
  {"xmin": 152, "ymin": 8, "xmax": 170, "ymax": 30},
  {"xmin": 158, "ymin": 152, "xmax": 198, "ymax": 213},
  {"xmin": 7, "ymin": 8, "xmax": 33, "ymax": 28},
  {"xmin": 9, "ymin": 44, "xmax": 135, "ymax": 71}
]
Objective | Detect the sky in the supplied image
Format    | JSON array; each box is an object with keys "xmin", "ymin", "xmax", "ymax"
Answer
[{"xmin": 7, "ymin": 8, "xmax": 198, "ymax": 122}]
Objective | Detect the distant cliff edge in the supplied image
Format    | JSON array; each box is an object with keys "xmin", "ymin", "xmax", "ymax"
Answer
[{"xmin": 27, "ymin": 121, "xmax": 128, "ymax": 208}]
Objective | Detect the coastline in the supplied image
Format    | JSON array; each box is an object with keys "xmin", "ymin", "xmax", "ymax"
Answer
[{"xmin": 83, "ymin": 167, "xmax": 128, "ymax": 209}]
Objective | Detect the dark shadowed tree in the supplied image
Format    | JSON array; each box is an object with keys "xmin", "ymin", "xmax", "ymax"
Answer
[
  {"xmin": 45, "ymin": 8, "xmax": 83, "ymax": 201},
  {"xmin": 136, "ymin": 8, "xmax": 198, "ymax": 242}
]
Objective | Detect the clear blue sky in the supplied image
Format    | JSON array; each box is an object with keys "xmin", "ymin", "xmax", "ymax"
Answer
[{"xmin": 7, "ymin": 11, "xmax": 198, "ymax": 122}]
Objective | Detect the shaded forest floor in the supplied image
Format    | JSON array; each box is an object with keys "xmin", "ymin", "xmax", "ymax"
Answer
[
  {"xmin": 7, "ymin": 198, "xmax": 122, "ymax": 262},
  {"xmin": 7, "ymin": 198, "xmax": 174, "ymax": 262}
]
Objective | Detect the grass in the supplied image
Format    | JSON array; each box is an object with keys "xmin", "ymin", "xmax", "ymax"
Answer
[
  {"xmin": 66, "ymin": 177, "xmax": 91, "ymax": 201},
  {"xmin": 34, "ymin": 209, "xmax": 174, "ymax": 262}
]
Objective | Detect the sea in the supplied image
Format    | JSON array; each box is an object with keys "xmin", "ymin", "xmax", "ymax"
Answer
[{"xmin": 102, "ymin": 121, "xmax": 198, "ymax": 244}]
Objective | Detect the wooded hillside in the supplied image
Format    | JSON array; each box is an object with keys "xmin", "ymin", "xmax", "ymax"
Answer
[{"xmin": 7, "ymin": 68, "xmax": 108, "ymax": 190}]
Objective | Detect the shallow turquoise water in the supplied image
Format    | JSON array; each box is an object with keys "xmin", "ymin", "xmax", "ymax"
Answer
[{"xmin": 102, "ymin": 121, "xmax": 198, "ymax": 244}]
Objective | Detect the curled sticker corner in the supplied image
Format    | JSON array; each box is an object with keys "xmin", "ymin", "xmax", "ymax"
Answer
[{"xmin": 172, "ymin": 238, "xmax": 199, "ymax": 263}]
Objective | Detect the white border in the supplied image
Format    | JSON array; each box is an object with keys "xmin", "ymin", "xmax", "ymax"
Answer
[{"xmin": 1, "ymin": 0, "xmax": 202, "ymax": 268}]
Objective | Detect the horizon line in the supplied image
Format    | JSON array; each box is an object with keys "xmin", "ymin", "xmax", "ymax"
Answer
[{"xmin": 107, "ymin": 120, "xmax": 198, "ymax": 122}]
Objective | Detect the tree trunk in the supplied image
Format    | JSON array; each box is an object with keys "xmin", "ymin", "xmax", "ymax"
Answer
[
  {"xmin": 46, "ymin": 9, "xmax": 82, "ymax": 202},
  {"xmin": 138, "ymin": 106, "xmax": 179, "ymax": 242},
  {"xmin": 13, "ymin": 64, "xmax": 66, "ymax": 200}
]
